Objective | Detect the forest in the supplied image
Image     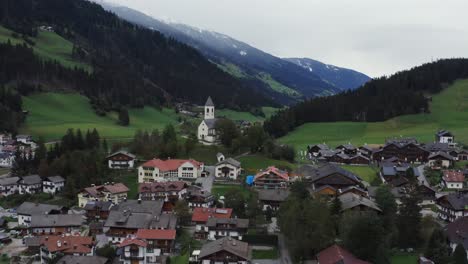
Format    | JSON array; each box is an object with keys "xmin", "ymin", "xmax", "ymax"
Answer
[
  {"xmin": 264, "ymin": 58, "xmax": 468, "ymax": 137},
  {"xmin": 0, "ymin": 0, "xmax": 274, "ymax": 133}
]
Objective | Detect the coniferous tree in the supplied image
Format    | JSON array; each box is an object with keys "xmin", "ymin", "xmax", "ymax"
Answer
[
  {"xmin": 452, "ymin": 244, "xmax": 468, "ymax": 264},
  {"xmin": 118, "ymin": 108, "xmax": 130, "ymax": 126},
  {"xmin": 425, "ymin": 228, "xmax": 451, "ymax": 263},
  {"xmin": 397, "ymin": 186, "xmax": 422, "ymax": 249}
]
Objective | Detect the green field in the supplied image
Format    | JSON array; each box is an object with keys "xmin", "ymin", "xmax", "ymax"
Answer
[
  {"xmin": 20, "ymin": 93, "xmax": 179, "ymax": 141},
  {"xmin": 211, "ymin": 184, "xmax": 251, "ymax": 198},
  {"xmin": 390, "ymin": 253, "xmax": 418, "ymax": 264},
  {"xmin": 252, "ymin": 248, "xmax": 279, "ymax": 259},
  {"xmin": 279, "ymin": 79, "xmax": 468, "ymax": 150},
  {"xmin": 339, "ymin": 165, "xmax": 380, "ymax": 185},
  {"xmin": 238, "ymin": 155, "xmax": 297, "ymax": 175},
  {"xmin": 0, "ymin": 25, "xmax": 91, "ymax": 72},
  {"xmin": 217, "ymin": 109, "xmax": 265, "ymax": 122},
  {"xmin": 257, "ymin": 72, "xmax": 301, "ymax": 97}
]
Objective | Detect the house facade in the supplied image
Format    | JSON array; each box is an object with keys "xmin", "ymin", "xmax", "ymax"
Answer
[
  {"xmin": 436, "ymin": 192, "xmax": 468, "ymax": 222},
  {"xmin": 16, "ymin": 202, "xmax": 66, "ymax": 227},
  {"xmin": 78, "ymin": 183, "xmax": 129, "ymax": 208},
  {"xmin": 257, "ymin": 189, "xmax": 290, "ymax": 211},
  {"xmin": 138, "ymin": 181, "xmax": 188, "ymax": 202},
  {"xmin": 253, "ymin": 166, "xmax": 289, "ymax": 189},
  {"xmin": 30, "ymin": 214, "xmax": 85, "ymax": 235},
  {"xmin": 214, "ymin": 158, "xmax": 241, "ymax": 180},
  {"xmin": 192, "ymin": 208, "xmax": 233, "ymax": 240},
  {"xmin": 197, "ymin": 237, "xmax": 251, "ymax": 264},
  {"xmin": 42, "ymin": 176, "xmax": 65, "ymax": 194},
  {"xmin": 198, "ymin": 97, "xmax": 218, "ymax": 145},
  {"xmin": 436, "ymin": 130, "xmax": 455, "ymax": 144},
  {"xmin": 428, "ymin": 152, "xmax": 454, "ymax": 169},
  {"xmin": 106, "ymin": 151, "xmax": 136, "ymax": 169},
  {"xmin": 442, "ymin": 170, "xmax": 465, "ymax": 189},
  {"xmin": 206, "ymin": 218, "xmax": 249, "ymax": 241},
  {"xmin": 373, "ymin": 138, "xmax": 429, "ymax": 162},
  {"xmin": 138, "ymin": 159, "xmax": 204, "ymax": 183},
  {"xmin": 0, "ymin": 152, "xmax": 14, "ymax": 168},
  {"xmin": 186, "ymin": 186, "xmax": 215, "ymax": 208},
  {"xmin": 0, "ymin": 177, "xmax": 20, "ymax": 196},
  {"xmin": 19, "ymin": 175, "xmax": 43, "ymax": 194}
]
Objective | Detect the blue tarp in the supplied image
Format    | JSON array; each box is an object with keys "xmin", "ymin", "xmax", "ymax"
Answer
[{"xmin": 246, "ymin": 175, "xmax": 254, "ymax": 185}]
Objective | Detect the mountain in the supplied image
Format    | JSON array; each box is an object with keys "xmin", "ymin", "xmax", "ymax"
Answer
[
  {"xmin": 0, "ymin": 0, "xmax": 275, "ymax": 121},
  {"xmin": 96, "ymin": 2, "xmax": 362, "ymax": 104},
  {"xmin": 264, "ymin": 59, "xmax": 468, "ymax": 138},
  {"xmin": 284, "ymin": 58, "xmax": 371, "ymax": 91}
]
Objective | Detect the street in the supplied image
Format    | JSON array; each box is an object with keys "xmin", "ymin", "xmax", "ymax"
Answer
[{"xmin": 278, "ymin": 234, "xmax": 292, "ymax": 264}]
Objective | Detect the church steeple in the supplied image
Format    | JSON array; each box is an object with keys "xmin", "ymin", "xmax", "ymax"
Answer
[{"xmin": 204, "ymin": 96, "xmax": 215, "ymax": 119}]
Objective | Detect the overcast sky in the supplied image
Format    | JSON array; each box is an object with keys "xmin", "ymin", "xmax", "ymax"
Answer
[{"xmin": 106, "ymin": 0, "xmax": 468, "ymax": 77}]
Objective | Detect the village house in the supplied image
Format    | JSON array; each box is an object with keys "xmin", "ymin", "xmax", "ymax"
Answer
[
  {"xmin": 19, "ymin": 175, "xmax": 43, "ymax": 194},
  {"xmin": 84, "ymin": 201, "xmax": 114, "ymax": 221},
  {"xmin": 104, "ymin": 200, "xmax": 177, "ymax": 243},
  {"xmin": 316, "ymin": 244, "xmax": 370, "ymax": 264},
  {"xmin": 214, "ymin": 157, "xmax": 242, "ymax": 180},
  {"xmin": 348, "ymin": 154, "xmax": 371, "ymax": 165},
  {"xmin": 253, "ymin": 166, "xmax": 289, "ymax": 189},
  {"xmin": 424, "ymin": 142, "xmax": 460, "ymax": 159},
  {"xmin": 0, "ymin": 176, "xmax": 20, "ymax": 196},
  {"xmin": 428, "ymin": 152, "xmax": 455, "ymax": 169},
  {"xmin": 328, "ymin": 153, "xmax": 350, "ymax": 164},
  {"xmin": 78, "ymin": 182, "xmax": 129, "ymax": 208},
  {"xmin": 136, "ymin": 229, "xmax": 177, "ymax": 255},
  {"xmin": 373, "ymin": 138, "xmax": 429, "ymax": 163},
  {"xmin": 138, "ymin": 181, "xmax": 187, "ymax": 202},
  {"xmin": 307, "ymin": 144, "xmax": 330, "ymax": 157},
  {"xmin": 17, "ymin": 202, "xmax": 66, "ymax": 227},
  {"xmin": 30, "ymin": 214, "xmax": 85, "ymax": 235},
  {"xmin": 257, "ymin": 189, "xmax": 290, "ymax": 211},
  {"xmin": 437, "ymin": 192, "xmax": 468, "ymax": 222},
  {"xmin": 0, "ymin": 133, "xmax": 12, "ymax": 145},
  {"xmin": 118, "ymin": 230, "xmax": 177, "ymax": 264},
  {"xmin": 105, "ymin": 150, "xmax": 136, "ymax": 169},
  {"xmin": 338, "ymin": 192, "xmax": 382, "ymax": 214},
  {"xmin": 0, "ymin": 152, "xmax": 14, "ymax": 167},
  {"xmin": 206, "ymin": 218, "xmax": 249, "ymax": 241},
  {"xmin": 42, "ymin": 176, "xmax": 65, "ymax": 194},
  {"xmin": 138, "ymin": 159, "xmax": 204, "ymax": 183},
  {"xmin": 442, "ymin": 170, "xmax": 465, "ymax": 189},
  {"xmin": 380, "ymin": 162, "xmax": 420, "ymax": 186},
  {"xmin": 186, "ymin": 185, "xmax": 215, "ymax": 208},
  {"xmin": 198, "ymin": 97, "xmax": 218, "ymax": 145},
  {"xmin": 436, "ymin": 130, "xmax": 455, "ymax": 144},
  {"xmin": 195, "ymin": 237, "xmax": 251, "ymax": 264},
  {"xmin": 358, "ymin": 145, "xmax": 376, "ymax": 158},
  {"xmin": 335, "ymin": 143, "xmax": 357, "ymax": 155},
  {"xmin": 445, "ymin": 217, "xmax": 468, "ymax": 258},
  {"xmin": 192, "ymin": 208, "xmax": 233, "ymax": 240},
  {"xmin": 16, "ymin": 134, "xmax": 33, "ymax": 144},
  {"xmin": 56, "ymin": 256, "xmax": 109, "ymax": 264},
  {"xmin": 311, "ymin": 185, "xmax": 368, "ymax": 199},
  {"xmin": 118, "ymin": 238, "xmax": 150, "ymax": 264},
  {"xmin": 39, "ymin": 235, "xmax": 95, "ymax": 264},
  {"xmin": 298, "ymin": 163, "xmax": 364, "ymax": 191}
]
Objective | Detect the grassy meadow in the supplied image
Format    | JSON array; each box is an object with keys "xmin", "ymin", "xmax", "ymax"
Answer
[
  {"xmin": 279, "ymin": 79, "xmax": 468, "ymax": 150},
  {"xmin": 20, "ymin": 93, "xmax": 179, "ymax": 141},
  {"xmin": 0, "ymin": 26, "xmax": 91, "ymax": 72}
]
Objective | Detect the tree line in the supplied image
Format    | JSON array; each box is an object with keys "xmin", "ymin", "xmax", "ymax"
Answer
[{"xmin": 265, "ymin": 59, "xmax": 468, "ymax": 137}]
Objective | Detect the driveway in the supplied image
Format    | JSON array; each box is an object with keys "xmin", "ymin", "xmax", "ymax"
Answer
[
  {"xmin": 0, "ymin": 238, "xmax": 26, "ymax": 256},
  {"xmin": 278, "ymin": 234, "xmax": 292, "ymax": 264},
  {"xmin": 417, "ymin": 165, "xmax": 429, "ymax": 186}
]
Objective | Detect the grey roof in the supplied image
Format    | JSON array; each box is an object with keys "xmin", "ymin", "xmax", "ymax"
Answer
[
  {"xmin": 199, "ymin": 237, "xmax": 251, "ymax": 260},
  {"xmin": 106, "ymin": 150, "xmax": 136, "ymax": 160},
  {"xmin": 105, "ymin": 211, "xmax": 153, "ymax": 229},
  {"xmin": 257, "ymin": 189, "xmax": 290, "ymax": 202},
  {"xmin": 0, "ymin": 177, "xmax": 20, "ymax": 186},
  {"xmin": 300, "ymin": 163, "xmax": 362, "ymax": 183},
  {"xmin": 203, "ymin": 118, "xmax": 217, "ymax": 129},
  {"xmin": 318, "ymin": 149, "xmax": 337, "ymax": 158},
  {"xmin": 104, "ymin": 200, "xmax": 165, "ymax": 229},
  {"xmin": 338, "ymin": 192, "xmax": 382, "ymax": 212},
  {"xmin": 16, "ymin": 202, "xmax": 64, "ymax": 216},
  {"xmin": 337, "ymin": 144, "xmax": 356, "ymax": 150},
  {"xmin": 308, "ymin": 144, "xmax": 329, "ymax": 151},
  {"xmin": 216, "ymin": 153, "xmax": 224, "ymax": 158},
  {"xmin": 30, "ymin": 214, "xmax": 85, "ymax": 228},
  {"xmin": 428, "ymin": 151, "xmax": 454, "ymax": 160},
  {"xmin": 206, "ymin": 218, "xmax": 249, "ymax": 228},
  {"xmin": 21, "ymin": 175, "xmax": 42, "ymax": 185},
  {"xmin": 57, "ymin": 256, "xmax": 109, "ymax": 264},
  {"xmin": 436, "ymin": 130, "xmax": 453, "ymax": 137},
  {"xmin": 148, "ymin": 213, "xmax": 177, "ymax": 229},
  {"xmin": 216, "ymin": 157, "xmax": 241, "ymax": 168},
  {"xmin": 445, "ymin": 216, "xmax": 468, "ymax": 250},
  {"xmin": 205, "ymin": 96, "xmax": 215, "ymax": 107},
  {"xmin": 45, "ymin": 176, "xmax": 65, "ymax": 183},
  {"xmin": 83, "ymin": 201, "xmax": 113, "ymax": 211},
  {"xmin": 424, "ymin": 142, "xmax": 453, "ymax": 152},
  {"xmin": 113, "ymin": 200, "xmax": 163, "ymax": 215},
  {"xmin": 438, "ymin": 192, "xmax": 468, "ymax": 210},
  {"xmin": 187, "ymin": 186, "xmax": 214, "ymax": 199}
]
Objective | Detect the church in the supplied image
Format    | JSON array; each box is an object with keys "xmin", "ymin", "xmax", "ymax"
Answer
[{"xmin": 197, "ymin": 97, "xmax": 219, "ymax": 144}]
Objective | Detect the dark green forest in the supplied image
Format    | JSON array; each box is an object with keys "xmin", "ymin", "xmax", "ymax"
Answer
[{"xmin": 265, "ymin": 59, "xmax": 468, "ymax": 137}]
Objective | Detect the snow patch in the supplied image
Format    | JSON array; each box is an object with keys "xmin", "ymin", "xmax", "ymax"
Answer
[
  {"xmin": 232, "ymin": 44, "xmax": 238, "ymax": 49},
  {"xmin": 239, "ymin": 51, "xmax": 247, "ymax": 56}
]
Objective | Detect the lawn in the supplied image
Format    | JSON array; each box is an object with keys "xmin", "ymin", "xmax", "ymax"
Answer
[
  {"xmin": 252, "ymin": 248, "xmax": 279, "ymax": 259},
  {"xmin": 112, "ymin": 171, "xmax": 139, "ymax": 199},
  {"xmin": 339, "ymin": 165, "xmax": 380, "ymax": 185},
  {"xmin": 0, "ymin": 26, "xmax": 91, "ymax": 72},
  {"xmin": 238, "ymin": 155, "xmax": 297, "ymax": 175},
  {"xmin": 20, "ymin": 93, "xmax": 180, "ymax": 141},
  {"xmin": 390, "ymin": 253, "xmax": 418, "ymax": 264},
  {"xmin": 217, "ymin": 109, "xmax": 264, "ymax": 122},
  {"xmin": 170, "ymin": 253, "xmax": 189, "ymax": 264},
  {"xmin": 211, "ymin": 184, "xmax": 251, "ymax": 199},
  {"xmin": 0, "ymin": 167, "xmax": 10, "ymax": 176},
  {"xmin": 279, "ymin": 79, "xmax": 468, "ymax": 150}
]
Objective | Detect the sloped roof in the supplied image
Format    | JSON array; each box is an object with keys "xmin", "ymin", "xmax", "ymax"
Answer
[
  {"xmin": 254, "ymin": 166, "xmax": 289, "ymax": 181},
  {"xmin": 82, "ymin": 183, "xmax": 129, "ymax": 197},
  {"xmin": 317, "ymin": 244, "xmax": 371, "ymax": 264},
  {"xmin": 191, "ymin": 208, "xmax": 232, "ymax": 223},
  {"xmin": 446, "ymin": 216, "xmax": 468, "ymax": 249},
  {"xmin": 428, "ymin": 151, "xmax": 454, "ymax": 160},
  {"xmin": 138, "ymin": 181, "xmax": 187, "ymax": 193},
  {"xmin": 45, "ymin": 176, "xmax": 65, "ymax": 183},
  {"xmin": 199, "ymin": 237, "xmax": 250, "ymax": 260},
  {"xmin": 257, "ymin": 189, "xmax": 290, "ymax": 202},
  {"xmin": 16, "ymin": 202, "xmax": 64, "ymax": 216},
  {"xmin": 203, "ymin": 118, "xmax": 217, "ymax": 129},
  {"xmin": 443, "ymin": 170, "xmax": 465, "ymax": 183},
  {"xmin": 119, "ymin": 238, "xmax": 147, "ymax": 248},
  {"xmin": 437, "ymin": 130, "xmax": 453, "ymax": 137},
  {"xmin": 42, "ymin": 236, "xmax": 94, "ymax": 254},
  {"xmin": 140, "ymin": 159, "xmax": 203, "ymax": 171},
  {"xmin": 205, "ymin": 96, "xmax": 215, "ymax": 107},
  {"xmin": 83, "ymin": 201, "xmax": 113, "ymax": 211},
  {"xmin": 216, "ymin": 157, "xmax": 241, "ymax": 168},
  {"xmin": 307, "ymin": 163, "xmax": 362, "ymax": 184},
  {"xmin": 30, "ymin": 214, "xmax": 85, "ymax": 228},
  {"xmin": 106, "ymin": 150, "xmax": 136, "ymax": 159},
  {"xmin": 0, "ymin": 177, "xmax": 20, "ymax": 186},
  {"xmin": 21, "ymin": 175, "xmax": 42, "ymax": 185},
  {"xmin": 136, "ymin": 229, "xmax": 176, "ymax": 240},
  {"xmin": 437, "ymin": 192, "xmax": 468, "ymax": 210},
  {"xmin": 338, "ymin": 192, "xmax": 381, "ymax": 212}
]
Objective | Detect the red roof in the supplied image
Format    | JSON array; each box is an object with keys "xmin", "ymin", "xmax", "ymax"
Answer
[
  {"xmin": 254, "ymin": 166, "xmax": 289, "ymax": 181},
  {"xmin": 443, "ymin": 170, "xmax": 465, "ymax": 183},
  {"xmin": 317, "ymin": 244, "xmax": 370, "ymax": 264},
  {"xmin": 41, "ymin": 236, "xmax": 94, "ymax": 254},
  {"xmin": 136, "ymin": 229, "xmax": 177, "ymax": 240},
  {"xmin": 141, "ymin": 159, "xmax": 203, "ymax": 171},
  {"xmin": 119, "ymin": 238, "xmax": 148, "ymax": 248},
  {"xmin": 191, "ymin": 208, "xmax": 233, "ymax": 223},
  {"xmin": 83, "ymin": 183, "xmax": 129, "ymax": 197},
  {"xmin": 139, "ymin": 181, "xmax": 187, "ymax": 193}
]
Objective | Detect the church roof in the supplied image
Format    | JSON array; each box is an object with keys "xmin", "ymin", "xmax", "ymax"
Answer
[
  {"xmin": 203, "ymin": 118, "xmax": 217, "ymax": 129},
  {"xmin": 205, "ymin": 97, "xmax": 215, "ymax": 107}
]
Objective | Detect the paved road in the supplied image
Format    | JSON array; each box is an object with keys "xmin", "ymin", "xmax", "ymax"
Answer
[
  {"xmin": 417, "ymin": 165, "xmax": 429, "ymax": 186},
  {"xmin": 278, "ymin": 234, "xmax": 292, "ymax": 264}
]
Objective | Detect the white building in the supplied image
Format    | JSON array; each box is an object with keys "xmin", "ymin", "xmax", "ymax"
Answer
[
  {"xmin": 198, "ymin": 97, "xmax": 218, "ymax": 145},
  {"xmin": 138, "ymin": 159, "xmax": 203, "ymax": 183},
  {"xmin": 16, "ymin": 202, "xmax": 65, "ymax": 227},
  {"xmin": 118, "ymin": 238, "xmax": 155, "ymax": 264},
  {"xmin": 442, "ymin": 170, "xmax": 465, "ymax": 189},
  {"xmin": 0, "ymin": 177, "xmax": 20, "ymax": 196},
  {"xmin": 0, "ymin": 152, "xmax": 14, "ymax": 168},
  {"xmin": 19, "ymin": 175, "xmax": 43, "ymax": 194},
  {"xmin": 105, "ymin": 151, "xmax": 136, "ymax": 169},
  {"xmin": 0, "ymin": 134, "xmax": 12, "ymax": 145},
  {"xmin": 42, "ymin": 176, "xmax": 65, "ymax": 194},
  {"xmin": 214, "ymin": 158, "xmax": 242, "ymax": 180},
  {"xmin": 436, "ymin": 130, "xmax": 455, "ymax": 144}
]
